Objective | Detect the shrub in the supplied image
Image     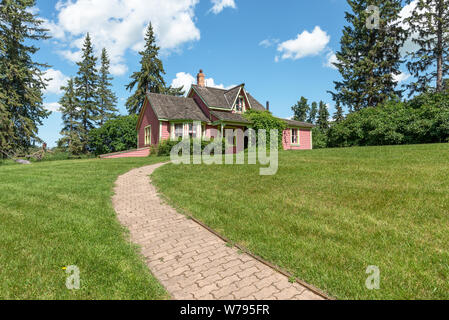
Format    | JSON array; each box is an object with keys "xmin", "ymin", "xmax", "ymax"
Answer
[
  {"xmin": 151, "ymin": 138, "xmax": 227, "ymax": 157},
  {"xmin": 327, "ymin": 93, "xmax": 449, "ymax": 148},
  {"xmin": 243, "ymin": 110, "xmax": 286, "ymax": 149},
  {"xmin": 88, "ymin": 115, "xmax": 138, "ymax": 155},
  {"xmin": 312, "ymin": 128, "xmax": 328, "ymax": 149}
]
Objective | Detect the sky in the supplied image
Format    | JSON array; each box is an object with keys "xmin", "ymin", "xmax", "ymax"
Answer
[{"xmin": 34, "ymin": 0, "xmax": 415, "ymax": 147}]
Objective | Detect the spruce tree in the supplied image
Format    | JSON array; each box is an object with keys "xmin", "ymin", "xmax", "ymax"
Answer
[
  {"xmin": 291, "ymin": 97, "xmax": 310, "ymax": 122},
  {"xmin": 317, "ymin": 101, "xmax": 330, "ymax": 130},
  {"xmin": 58, "ymin": 78, "xmax": 82, "ymax": 155},
  {"xmin": 0, "ymin": 0, "xmax": 51, "ymax": 153},
  {"xmin": 333, "ymin": 102, "xmax": 345, "ymax": 123},
  {"xmin": 98, "ymin": 48, "xmax": 118, "ymax": 126},
  {"xmin": 75, "ymin": 33, "xmax": 99, "ymax": 152},
  {"xmin": 405, "ymin": 0, "xmax": 449, "ymax": 94},
  {"xmin": 308, "ymin": 101, "xmax": 318, "ymax": 124},
  {"xmin": 126, "ymin": 23, "xmax": 184, "ymax": 114},
  {"xmin": 126, "ymin": 23, "xmax": 167, "ymax": 114},
  {"xmin": 331, "ymin": 0, "xmax": 406, "ymax": 111}
]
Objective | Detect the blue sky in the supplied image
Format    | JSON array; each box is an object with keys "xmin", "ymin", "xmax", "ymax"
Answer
[{"xmin": 34, "ymin": 0, "xmax": 412, "ymax": 147}]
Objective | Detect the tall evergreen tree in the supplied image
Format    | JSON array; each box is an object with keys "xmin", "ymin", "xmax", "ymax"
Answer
[
  {"xmin": 331, "ymin": 0, "xmax": 407, "ymax": 111},
  {"xmin": 58, "ymin": 78, "xmax": 82, "ymax": 155},
  {"xmin": 126, "ymin": 23, "xmax": 183, "ymax": 114},
  {"xmin": 75, "ymin": 33, "xmax": 99, "ymax": 152},
  {"xmin": 0, "ymin": 0, "xmax": 51, "ymax": 153},
  {"xmin": 405, "ymin": 0, "xmax": 449, "ymax": 94},
  {"xmin": 317, "ymin": 101, "xmax": 330, "ymax": 130},
  {"xmin": 98, "ymin": 48, "xmax": 118, "ymax": 126},
  {"xmin": 308, "ymin": 101, "xmax": 318, "ymax": 124},
  {"xmin": 333, "ymin": 102, "xmax": 345, "ymax": 123},
  {"xmin": 126, "ymin": 23, "xmax": 166, "ymax": 114},
  {"xmin": 291, "ymin": 97, "xmax": 310, "ymax": 122}
]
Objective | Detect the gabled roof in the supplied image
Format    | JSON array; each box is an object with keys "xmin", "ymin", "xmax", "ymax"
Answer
[
  {"xmin": 246, "ymin": 92, "xmax": 266, "ymax": 111},
  {"xmin": 146, "ymin": 93, "xmax": 209, "ymax": 122},
  {"xmin": 190, "ymin": 84, "xmax": 267, "ymax": 112},
  {"xmin": 283, "ymin": 118, "xmax": 314, "ymax": 128}
]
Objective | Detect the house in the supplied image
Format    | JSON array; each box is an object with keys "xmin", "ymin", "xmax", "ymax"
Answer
[{"xmin": 136, "ymin": 70, "xmax": 313, "ymax": 151}]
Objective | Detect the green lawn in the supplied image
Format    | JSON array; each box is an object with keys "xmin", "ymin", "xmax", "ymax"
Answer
[
  {"xmin": 152, "ymin": 144, "xmax": 449, "ymax": 299},
  {"xmin": 0, "ymin": 157, "xmax": 168, "ymax": 300}
]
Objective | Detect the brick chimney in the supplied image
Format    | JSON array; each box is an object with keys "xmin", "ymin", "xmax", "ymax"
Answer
[
  {"xmin": 197, "ymin": 69, "xmax": 205, "ymax": 87},
  {"xmin": 266, "ymin": 101, "xmax": 270, "ymax": 111}
]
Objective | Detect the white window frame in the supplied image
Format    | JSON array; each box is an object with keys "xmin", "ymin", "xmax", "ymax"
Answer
[
  {"xmin": 291, "ymin": 128, "xmax": 300, "ymax": 145},
  {"xmin": 235, "ymin": 96, "xmax": 245, "ymax": 113},
  {"xmin": 174, "ymin": 123, "xmax": 184, "ymax": 139},
  {"xmin": 144, "ymin": 125, "xmax": 151, "ymax": 145}
]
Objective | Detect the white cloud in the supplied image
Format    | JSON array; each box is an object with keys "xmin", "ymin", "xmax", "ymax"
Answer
[
  {"xmin": 171, "ymin": 72, "xmax": 234, "ymax": 93},
  {"xmin": 171, "ymin": 72, "xmax": 196, "ymax": 92},
  {"xmin": 324, "ymin": 51, "xmax": 338, "ymax": 69},
  {"xmin": 43, "ymin": 69, "xmax": 69, "ymax": 95},
  {"xmin": 259, "ymin": 38, "xmax": 279, "ymax": 48},
  {"xmin": 210, "ymin": 0, "xmax": 236, "ymax": 14},
  {"xmin": 43, "ymin": 102, "xmax": 62, "ymax": 113},
  {"xmin": 44, "ymin": 0, "xmax": 202, "ymax": 76},
  {"xmin": 276, "ymin": 26, "xmax": 330, "ymax": 61},
  {"xmin": 393, "ymin": 72, "xmax": 411, "ymax": 84}
]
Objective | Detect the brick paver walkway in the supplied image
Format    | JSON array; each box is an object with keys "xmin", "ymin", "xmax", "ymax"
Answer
[{"xmin": 113, "ymin": 163, "xmax": 326, "ymax": 300}]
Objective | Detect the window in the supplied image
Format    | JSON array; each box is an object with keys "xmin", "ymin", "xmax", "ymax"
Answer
[
  {"xmin": 144, "ymin": 126, "xmax": 151, "ymax": 145},
  {"xmin": 189, "ymin": 123, "xmax": 198, "ymax": 138},
  {"xmin": 291, "ymin": 129, "xmax": 299, "ymax": 145},
  {"xmin": 236, "ymin": 96, "xmax": 245, "ymax": 113},
  {"xmin": 175, "ymin": 124, "xmax": 183, "ymax": 139}
]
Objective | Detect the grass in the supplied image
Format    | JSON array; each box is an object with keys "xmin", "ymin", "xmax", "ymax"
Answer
[
  {"xmin": 0, "ymin": 157, "xmax": 169, "ymax": 300},
  {"xmin": 151, "ymin": 144, "xmax": 449, "ymax": 299}
]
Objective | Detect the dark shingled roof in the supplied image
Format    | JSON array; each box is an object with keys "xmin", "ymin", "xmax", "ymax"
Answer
[
  {"xmin": 211, "ymin": 110, "xmax": 251, "ymax": 124},
  {"xmin": 246, "ymin": 92, "xmax": 266, "ymax": 111},
  {"xmin": 283, "ymin": 118, "xmax": 314, "ymax": 128},
  {"xmin": 191, "ymin": 85, "xmax": 231, "ymax": 109},
  {"xmin": 146, "ymin": 93, "xmax": 209, "ymax": 122},
  {"xmin": 191, "ymin": 84, "xmax": 267, "ymax": 112}
]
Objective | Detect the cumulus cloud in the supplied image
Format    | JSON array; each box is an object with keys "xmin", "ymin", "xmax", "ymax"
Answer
[
  {"xmin": 393, "ymin": 72, "xmax": 411, "ymax": 84},
  {"xmin": 259, "ymin": 38, "xmax": 280, "ymax": 48},
  {"xmin": 171, "ymin": 72, "xmax": 234, "ymax": 93},
  {"xmin": 44, "ymin": 0, "xmax": 202, "ymax": 76},
  {"xmin": 43, "ymin": 69, "xmax": 70, "ymax": 95},
  {"xmin": 276, "ymin": 26, "xmax": 330, "ymax": 61},
  {"xmin": 43, "ymin": 102, "xmax": 62, "ymax": 113},
  {"xmin": 210, "ymin": 0, "xmax": 236, "ymax": 14},
  {"xmin": 324, "ymin": 51, "xmax": 338, "ymax": 69}
]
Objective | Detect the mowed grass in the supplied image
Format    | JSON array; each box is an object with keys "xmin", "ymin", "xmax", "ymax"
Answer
[
  {"xmin": 152, "ymin": 144, "xmax": 449, "ymax": 299},
  {"xmin": 0, "ymin": 157, "xmax": 169, "ymax": 300}
]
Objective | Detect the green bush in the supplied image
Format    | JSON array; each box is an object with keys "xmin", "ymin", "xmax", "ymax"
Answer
[
  {"xmin": 151, "ymin": 138, "xmax": 227, "ymax": 157},
  {"xmin": 312, "ymin": 128, "xmax": 328, "ymax": 149},
  {"xmin": 88, "ymin": 115, "xmax": 138, "ymax": 155},
  {"xmin": 243, "ymin": 110, "xmax": 286, "ymax": 149},
  {"xmin": 327, "ymin": 93, "xmax": 449, "ymax": 148}
]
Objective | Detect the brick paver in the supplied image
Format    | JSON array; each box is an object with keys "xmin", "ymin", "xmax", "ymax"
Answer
[{"xmin": 112, "ymin": 163, "xmax": 325, "ymax": 300}]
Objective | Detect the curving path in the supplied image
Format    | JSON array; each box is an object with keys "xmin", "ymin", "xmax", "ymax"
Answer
[{"xmin": 112, "ymin": 163, "xmax": 326, "ymax": 300}]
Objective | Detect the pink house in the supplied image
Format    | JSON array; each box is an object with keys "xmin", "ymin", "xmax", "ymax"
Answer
[{"xmin": 136, "ymin": 70, "xmax": 313, "ymax": 151}]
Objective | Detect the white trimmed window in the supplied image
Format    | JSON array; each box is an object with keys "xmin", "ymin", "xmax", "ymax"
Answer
[
  {"xmin": 174, "ymin": 124, "xmax": 184, "ymax": 139},
  {"xmin": 235, "ymin": 96, "xmax": 245, "ymax": 113},
  {"xmin": 188, "ymin": 123, "xmax": 198, "ymax": 138},
  {"xmin": 291, "ymin": 129, "xmax": 299, "ymax": 145},
  {"xmin": 144, "ymin": 126, "xmax": 151, "ymax": 145}
]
